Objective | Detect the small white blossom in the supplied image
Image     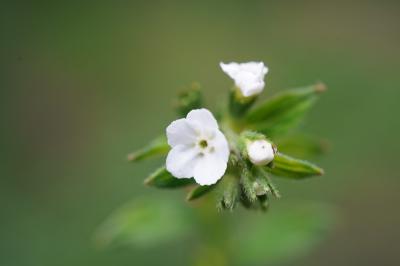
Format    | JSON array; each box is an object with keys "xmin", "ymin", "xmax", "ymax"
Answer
[
  {"xmin": 247, "ymin": 140, "xmax": 275, "ymax": 166},
  {"xmin": 166, "ymin": 108, "xmax": 230, "ymax": 185},
  {"xmin": 220, "ymin": 61, "xmax": 268, "ymax": 97}
]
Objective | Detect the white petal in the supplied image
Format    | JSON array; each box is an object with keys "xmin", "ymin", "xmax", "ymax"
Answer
[
  {"xmin": 193, "ymin": 154, "xmax": 227, "ymax": 185},
  {"xmin": 240, "ymin": 62, "xmax": 268, "ymax": 76},
  {"xmin": 166, "ymin": 118, "xmax": 198, "ymax": 147},
  {"xmin": 220, "ymin": 61, "xmax": 268, "ymax": 97},
  {"xmin": 210, "ymin": 130, "xmax": 230, "ymax": 162},
  {"xmin": 239, "ymin": 79, "xmax": 265, "ymax": 97},
  {"xmin": 186, "ymin": 108, "xmax": 218, "ymax": 129},
  {"xmin": 166, "ymin": 145, "xmax": 200, "ymax": 178},
  {"xmin": 220, "ymin": 62, "xmax": 240, "ymax": 79}
]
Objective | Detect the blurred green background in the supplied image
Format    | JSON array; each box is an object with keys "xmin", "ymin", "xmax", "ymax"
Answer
[{"xmin": 1, "ymin": 1, "xmax": 399, "ymax": 265}]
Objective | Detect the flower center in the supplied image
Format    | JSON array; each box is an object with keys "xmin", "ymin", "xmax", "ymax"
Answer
[{"xmin": 199, "ymin": 139, "xmax": 208, "ymax": 149}]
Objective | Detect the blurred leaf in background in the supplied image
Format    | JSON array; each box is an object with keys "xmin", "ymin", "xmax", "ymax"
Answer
[{"xmin": 95, "ymin": 198, "xmax": 193, "ymax": 248}]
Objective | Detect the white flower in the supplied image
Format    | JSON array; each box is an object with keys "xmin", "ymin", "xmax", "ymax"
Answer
[
  {"xmin": 247, "ymin": 140, "xmax": 275, "ymax": 166},
  {"xmin": 220, "ymin": 61, "xmax": 268, "ymax": 97},
  {"xmin": 166, "ymin": 108, "xmax": 230, "ymax": 185}
]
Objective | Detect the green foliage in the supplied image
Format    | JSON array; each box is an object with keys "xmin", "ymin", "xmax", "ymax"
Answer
[
  {"xmin": 95, "ymin": 198, "xmax": 192, "ymax": 248},
  {"xmin": 231, "ymin": 203, "xmax": 335, "ymax": 265},
  {"xmin": 127, "ymin": 136, "xmax": 169, "ymax": 162},
  {"xmin": 127, "ymin": 80, "xmax": 326, "ymax": 211},
  {"xmin": 217, "ymin": 175, "xmax": 239, "ymax": 211},
  {"xmin": 187, "ymin": 185, "xmax": 214, "ymax": 201},
  {"xmin": 255, "ymin": 167, "xmax": 281, "ymax": 198},
  {"xmin": 245, "ymin": 83, "xmax": 326, "ymax": 137},
  {"xmin": 144, "ymin": 166, "xmax": 195, "ymax": 188},
  {"xmin": 240, "ymin": 166, "xmax": 257, "ymax": 202},
  {"xmin": 266, "ymin": 152, "xmax": 324, "ymax": 179},
  {"xmin": 229, "ymin": 87, "xmax": 257, "ymax": 117},
  {"xmin": 175, "ymin": 83, "xmax": 203, "ymax": 116}
]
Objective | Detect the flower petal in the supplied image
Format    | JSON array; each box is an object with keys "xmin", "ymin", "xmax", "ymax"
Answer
[
  {"xmin": 220, "ymin": 62, "xmax": 240, "ymax": 79},
  {"xmin": 166, "ymin": 144, "xmax": 200, "ymax": 179},
  {"xmin": 220, "ymin": 61, "xmax": 268, "ymax": 97},
  {"xmin": 210, "ymin": 130, "xmax": 230, "ymax": 162},
  {"xmin": 166, "ymin": 118, "xmax": 198, "ymax": 147},
  {"xmin": 186, "ymin": 108, "xmax": 218, "ymax": 129},
  {"xmin": 193, "ymin": 153, "xmax": 227, "ymax": 185}
]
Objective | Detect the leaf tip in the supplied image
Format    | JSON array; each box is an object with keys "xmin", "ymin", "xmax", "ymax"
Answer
[
  {"xmin": 317, "ymin": 167, "xmax": 325, "ymax": 176},
  {"xmin": 127, "ymin": 153, "xmax": 137, "ymax": 162},
  {"xmin": 314, "ymin": 82, "xmax": 327, "ymax": 93},
  {"xmin": 143, "ymin": 176, "xmax": 153, "ymax": 186}
]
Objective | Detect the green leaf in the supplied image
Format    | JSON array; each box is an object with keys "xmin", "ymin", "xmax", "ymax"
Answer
[
  {"xmin": 127, "ymin": 136, "xmax": 169, "ymax": 162},
  {"xmin": 187, "ymin": 185, "xmax": 214, "ymax": 201},
  {"xmin": 175, "ymin": 83, "xmax": 203, "ymax": 116},
  {"xmin": 95, "ymin": 198, "xmax": 192, "ymax": 248},
  {"xmin": 265, "ymin": 152, "xmax": 324, "ymax": 179},
  {"xmin": 144, "ymin": 166, "xmax": 195, "ymax": 188},
  {"xmin": 245, "ymin": 83, "xmax": 326, "ymax": 137},
  {"xmin": 231, "ymin": 202, "xmax": 335, "ymax": 265}
]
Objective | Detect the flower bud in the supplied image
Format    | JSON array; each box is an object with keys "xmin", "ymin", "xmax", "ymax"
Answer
[{"xmin": 246, "ymin": 139, "xmax": 275, "ymax": 166}]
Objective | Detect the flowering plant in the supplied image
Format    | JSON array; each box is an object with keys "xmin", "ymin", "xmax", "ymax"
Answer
[{"xmin": 127, "ymin": 61, "xmax": 326, "ymax": 211}]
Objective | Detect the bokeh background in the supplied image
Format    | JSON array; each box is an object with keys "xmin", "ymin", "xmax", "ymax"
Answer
[{"xmin": 1, "ymin": 1, "xmax": 399, "ymax": 265}]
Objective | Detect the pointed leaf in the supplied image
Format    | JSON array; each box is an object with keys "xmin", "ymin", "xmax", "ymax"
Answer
[
  {"xmin": 127, "ymin": 136, "xmax": 169, "ymax": 162},
  {"xmin": 245, "ymin": 83, "xmax": 326, "ymax": 137},
  {"xmin": 187, "ymin": 185, "xmax": 214, "ymax": 201},
  {"xmin": 144, "ymin": 166, "xmax": 195, "ymax": 188},
  {"xmin": 253, "ymin": 97, "xmax": 317, "ymax": 137},
  {"xmin": 265, "ymin": 152, "xmax": 324, "ymax": 179}
]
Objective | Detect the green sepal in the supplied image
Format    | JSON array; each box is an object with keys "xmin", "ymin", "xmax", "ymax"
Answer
[
  {"xmin": 144, "ymin": 166, "xmax": 195, "ymax": 188},
  {"xmin": 265, "ymin": 152, "xmax": 324, "ymax": 179},
  {"xmin": 240, "ymin": 166, "xmax": 257, "ymax": 202},
  {"xmin": 216, "ymin": 175, "xmax": 239, "ymax": 211},
  {"xmin": 255, "ymin": 167, "xmax": 281, "ymax": 198},
  {"xmin": 186, "ymin": 185, "xmax": 214, "ymax": 201},
  {"xmin": 127, "ymin": 136, "xmax": 169, "ymax": 162},
  {"xmin": 229, "ymin": 87, "xmax": 257, "ymax": 118},
  {"xmin": 175, "ymin": 83, "xmax": 203, "ymax": 116},
  {"xmin": 245, "ymin": 83, "xmax": 326, "ymax": 137}
]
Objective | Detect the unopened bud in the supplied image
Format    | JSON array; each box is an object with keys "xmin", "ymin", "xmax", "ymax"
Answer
[{"xmin": 247, "ymin": 140, "xmax": 275, "ymax": 166}]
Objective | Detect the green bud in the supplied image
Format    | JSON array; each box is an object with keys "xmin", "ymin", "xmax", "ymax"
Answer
[
  {"xmin": 240, "ymin": 166, "xmax": 257, "ymax": 202},
  {"xmin": 175, "ymin": 83, "xmax": 203, "ymax": 116},
  {"xmin": 216, "ymin": 175, "xmax": 239, "ymax": 211}
]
